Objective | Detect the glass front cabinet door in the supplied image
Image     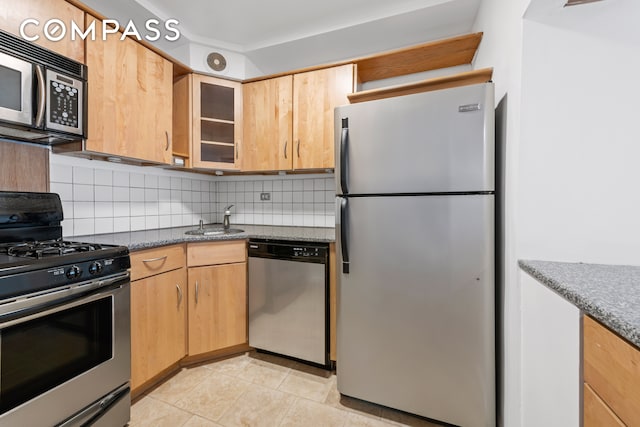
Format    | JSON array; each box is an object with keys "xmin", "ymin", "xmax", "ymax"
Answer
[{"xmin": 192, "ymin": 75, "xmax": 242, "ymax": 170}]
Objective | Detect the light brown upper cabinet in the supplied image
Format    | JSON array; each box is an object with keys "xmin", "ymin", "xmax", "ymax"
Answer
[
  {"xmin": 242, "ymin": 64, "xmax": 355, "ymax": 172},
  {"xmin": 84, "ymin": 15, "xmax": 173, "ymax": 164},
  {"xmin": 173, "ymin": 74, "xmax": 243, "ymax": 170},
  {"xmin": 293, "ymin": 64, "xmax": 355, "ymax": 170},
  {"xmin": 0, "ymin": 0, "xmax": 85, "ymax": 63},
  {"xmin": 242, "ymin": 75, "xmax": 293, "ymax": 172}
]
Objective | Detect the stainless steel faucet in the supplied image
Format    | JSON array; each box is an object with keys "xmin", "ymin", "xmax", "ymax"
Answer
[{"xmin": 223, "ymin": 205, "xmax": 234, "ymax": 230}]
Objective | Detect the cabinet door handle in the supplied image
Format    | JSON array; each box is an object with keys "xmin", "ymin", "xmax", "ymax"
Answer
[
  {"xmin": 142, "ymin": 255, "xmax": 167, "ymax": 263},
  {"xmin": 176, "ymin": 284, "xmax": 183, "ymax": 305},
  {"xmin": 297, "ymin": 139, "xmax": 301, "ymax": 158},
  {"xmin": 165, "ymin": 131, "xmax": 170, "ymax": 151},
  {"xmin": 284, "ymin": 140, "xmax": 288, "ymax": 159},
  {"xmin": 236, "ymin": 141, "xmax": 240, "ymax": 160},
  {"xmin": 195, "ymin": 280, "xmax": 199, "ymax": 304}
]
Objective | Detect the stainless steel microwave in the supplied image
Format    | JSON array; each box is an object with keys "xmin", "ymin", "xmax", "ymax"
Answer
[{"xmin": 0, "ymin": 29, "xmax": 86, "ymax": 144}]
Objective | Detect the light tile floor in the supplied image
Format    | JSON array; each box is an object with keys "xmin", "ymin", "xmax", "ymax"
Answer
[{"xmin": 130, "ymin": 351, "xmax": 443, "ymax": 427}]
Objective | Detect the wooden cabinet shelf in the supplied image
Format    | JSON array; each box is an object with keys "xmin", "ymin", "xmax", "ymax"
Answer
[
  {"xmin": 173, "ymin": 74, "xmax": 243, "ymax": 170},
  {"xmin": 347, "ymin": 68, "xmax": 493, "ymax": 104}
]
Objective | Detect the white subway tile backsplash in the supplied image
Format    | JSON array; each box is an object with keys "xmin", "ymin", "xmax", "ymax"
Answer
[
  {"xmin": 159, "ymin": 215, "xmax": 171, "ymax": 228},
  {"xmin": 181, "ymin": 178, "xmax": 191, "ymax": 191},
  {"xmin": 145, "ymin": 216, "xmax": 159, "ymax": 229},
  {"xmin": 61, "ymin": 201, "xmax": 73, "ymax": 219},
  {"xmin": 130, "ymin": 173, "xmax": 145, "ymax": 188},
  {"xmin": 303, "ymin": 192, "xmax": 314, "ymax": 203},
  {"xmin": 95, "ymin": 202, "xmax": 114, "ymax": 218},
  {"xmin": 145, "ymin": 201, "xmax": 159, "ymax": 216},
  {"xmin": 130, "ymin": 216, "xmax": 146, "ymax": 231},
  {"xmin": 94, "ymin": 169, "xmax": 113, "ymax": 186},
  {"xmin": 158, "ymin": 176, "xmax": 171, "ymax": 190},
  {"xmin": 95, "ymin": 187, "xmax": 113, "ymax": 202},
  {"xmin": 171, "ymin": 215, "xmax": 183, "ymax": 227},
  {"xmin": 113, "ymin": 202, "xmax": 130, "ymax": 218},
  {"xmin": 74, "ymin": 202, "xmax": 94, "ymax": 218},
  {"xmin": 113, "ymin": 217, "xmax": 130, "ymax": 232},
  {"xmin": 51, "ymin": 182, "xmax": 73, "ymax": 201},
  {"xmin": 73, "ymin": 184, "xmax": 94, "ymax": 202},
  {"xmin": 73, "ymin": 167, "xmax": 94, "ymax": 185},
  {"xmin": 159, "ymin": 200, "xmax": 171, "ymax": 215},
  {"xmin": 51, "ymin": 163, "xmax": 72, "ymax": 183},
  {"xmin": 113, "ymin": 172, "xmax": 129, "ymax": 187},
  {"xmin": 303, "ymin": 179, "xmax": 314, "ymax": 191},
  {"xmin": 144, "ymin": 188, "xmax": 159, "ymax": 202},
  {"xmin": 145, "ymin": 175, "xmax": 159, "ymax": 189},
  {"xmin": 325, "ymin": 190, "xmax": 335, "ymax": 203},
  {"xmin": 94, "ymin": 218, "xmax": 114, "ymax": 234},
  {"xmin": 74, "ymin": 218, "xmax": 94, "ymax": 236},
  {"xmin": 171, "ymin": 177, "xmax": 181, "ymax": 190},
  {"xmin": 113, "ymin": 187, "xmax": 129, "ymax": 202},
  {"xmin": 52, "ymin": 154, "xmax": 334, "ymax": 236}
]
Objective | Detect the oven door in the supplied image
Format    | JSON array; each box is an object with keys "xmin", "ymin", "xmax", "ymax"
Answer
[
  {"xmin": 0, "ymin": 51, "xmax": 34, "ymax": 127},
  {"xmin": 0, "ymin": 274, "xmax": 131, "ymax": 427}
]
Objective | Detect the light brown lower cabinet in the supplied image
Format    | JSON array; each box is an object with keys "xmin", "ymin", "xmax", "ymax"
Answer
[
  {"xmin": 583, "ymin": 315, "xmax": 640, "ymax": 426},
  {"xmin": 187, "ymin": 263, "xmax": 247, "ymax": 356},
  {"xmin": 131, "ymin": 267, "xmax": 187, "ymax": 391},
  {"xmin": 584, "ymin": 383, "xmax": 624, "ymax": 427}
]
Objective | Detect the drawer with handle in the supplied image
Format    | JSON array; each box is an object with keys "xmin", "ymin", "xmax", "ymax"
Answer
[
  {"xmin": 583, "ymin": 315, "xmax": 640, "ymax": 426},
  {"xmin": 130, "ymin": 244, "xmax": 186, "ymax": 281}
]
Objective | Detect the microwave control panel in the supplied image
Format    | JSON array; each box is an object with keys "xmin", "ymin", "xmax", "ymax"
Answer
[{"xmin": 46, "ymin": 69, "xmax": 83, "ymax": 136}]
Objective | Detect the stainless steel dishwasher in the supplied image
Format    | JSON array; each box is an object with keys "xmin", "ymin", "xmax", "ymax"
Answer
[{"xmin": 248, "ymin": 239, "xmax": 329, "ymax": 368}]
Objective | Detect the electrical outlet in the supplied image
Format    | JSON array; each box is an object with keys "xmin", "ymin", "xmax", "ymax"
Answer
[{"xmin": 260, "ymin": 192, "xmax": 271, "ymax": 201}]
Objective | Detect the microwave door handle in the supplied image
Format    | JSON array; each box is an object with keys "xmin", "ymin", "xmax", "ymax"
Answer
[{"xmin": 34, "ymin": 64, "xmax": 46, "ymax": 128}]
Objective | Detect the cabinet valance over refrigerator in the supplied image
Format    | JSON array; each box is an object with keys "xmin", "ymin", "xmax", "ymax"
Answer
[{"xmin": 335, "ymin": 83, "xmax": 496, "ymax": 427}]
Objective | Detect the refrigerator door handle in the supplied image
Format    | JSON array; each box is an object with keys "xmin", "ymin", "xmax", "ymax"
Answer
[
  {"xmin": 340, "ymin": 118, "xmax": 349, "ymax": 195},
  {"xmin": 340, "ymin": 197, "xmax": 350, "ymax": 274}
]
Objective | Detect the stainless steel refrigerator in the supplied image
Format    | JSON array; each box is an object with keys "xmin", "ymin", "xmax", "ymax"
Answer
[{"xmin": 335, "ymin": 83, "xmax": 495, "ymax": 427}]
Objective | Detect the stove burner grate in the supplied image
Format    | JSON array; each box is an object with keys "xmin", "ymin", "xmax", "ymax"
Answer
[{"xmin": 0, "ymin": 240, "xmax": 105, "ymax": 259}]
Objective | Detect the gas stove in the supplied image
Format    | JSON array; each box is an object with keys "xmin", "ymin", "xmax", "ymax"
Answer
[{"xmin": 0, "ymin": 191, "xmax": 130, "ymax": 300}]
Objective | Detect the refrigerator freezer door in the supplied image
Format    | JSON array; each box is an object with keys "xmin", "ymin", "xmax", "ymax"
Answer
[
  {"xmin": 335, "ymin": 83, "xmax": 494, "ymax": 195},
  {"xmin": 336, "ymin": 194, "xmax": 495, "ymax": 427}
]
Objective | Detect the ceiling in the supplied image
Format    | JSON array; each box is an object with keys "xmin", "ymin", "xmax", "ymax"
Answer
[{"xmin": 81, "ymin": 0, "xmax": 482, "ymax": 77}]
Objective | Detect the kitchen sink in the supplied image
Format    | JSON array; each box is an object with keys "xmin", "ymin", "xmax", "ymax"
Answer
[{"xmin": 185, "ymin": 228, "xmax": 244, "ymax": 236}]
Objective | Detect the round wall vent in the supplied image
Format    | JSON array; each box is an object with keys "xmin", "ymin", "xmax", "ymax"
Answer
[{"xmin": 206, "ymin": 52, "xmax": 227, "ymax": 72}]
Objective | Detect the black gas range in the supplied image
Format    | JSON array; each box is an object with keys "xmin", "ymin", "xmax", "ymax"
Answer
[
  {"xmin": 0, "ymin": 191, "xmax": 132, "ymax": 427},
  {"xmin": 0, "ymin": 191, "xmax": 130, "ymax": 301}
]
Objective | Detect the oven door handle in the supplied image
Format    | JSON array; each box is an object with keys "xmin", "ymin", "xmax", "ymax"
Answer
[{"xmin": 0, "ymin": 272, "xmax": 129, "ymax": 328}]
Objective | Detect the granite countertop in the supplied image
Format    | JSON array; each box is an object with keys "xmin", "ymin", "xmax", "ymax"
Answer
[
  {"xmin": 519, "ymin": 260, "xmax": 640, "ymax": 348},
  {"xmin": 73, "ymin": 224, "xmax": 335, "ymax": 251}
]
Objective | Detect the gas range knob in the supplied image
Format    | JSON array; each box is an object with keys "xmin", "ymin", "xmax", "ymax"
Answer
[
  {"xmin": 89, "ymin": 261, "xmax": 103, "ymax": 275},
  {"xmin": 66, "ymin": 265, "xmax": 81, "ymax": 279}
]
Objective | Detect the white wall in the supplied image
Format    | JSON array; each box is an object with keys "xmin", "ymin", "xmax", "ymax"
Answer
[
  {"xmin": 518, "ymin": 17, "xmax": 640, "ymax": 265},
  {"xmin": 473, "ymin": 0, "xmax": 640, "ymax": 425},
  {"xmin": 521, "ymin": 271, "xmax": 581, "ymax": 427},
  {"xmin": 472, "ymin": 0, "xmax": 529, "ymax": 425}
]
